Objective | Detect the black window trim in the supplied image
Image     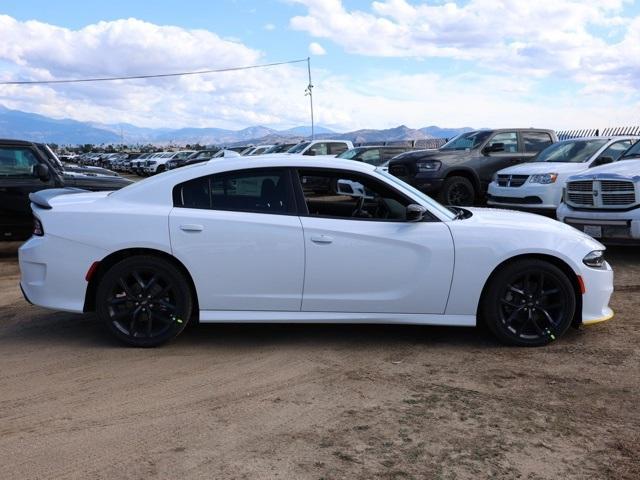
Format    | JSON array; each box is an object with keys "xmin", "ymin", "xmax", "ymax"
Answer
[
  {"xmin": 292, "ymin": 167, "xmax": 440, "ymax": 223},
  {"xmin": 172, "ymin": 167, "xmax": 299, "ymax": 216}
]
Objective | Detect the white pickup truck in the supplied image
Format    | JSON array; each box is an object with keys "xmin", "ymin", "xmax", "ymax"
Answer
[
  {"xmin": 557, "ymin": 150, "xmax": 640, "ymax": 243},
  {"xmin": 276, "ymin": 139, "xmax": 354, "ymax": 158}
]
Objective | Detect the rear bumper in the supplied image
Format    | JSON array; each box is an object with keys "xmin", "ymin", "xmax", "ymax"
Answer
[{"xmin": 19, "ymin": 235, "xmax": 106, "ymax": 313}]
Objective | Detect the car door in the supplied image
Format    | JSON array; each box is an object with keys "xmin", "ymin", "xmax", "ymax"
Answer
[
  {"xmin": 295, "ymin": 168, "xmax": 455, "ymax": 314},
  {"xmin": 169, "ymin": 168, "xmax": 305, "ymax": 311},
  {"xmin": 477, "ymin": 131, "xmax": 521, "ymax": 184},
  {"xmin": 0, "ymin": 145, "xmax": 57, "ymax": 240}
]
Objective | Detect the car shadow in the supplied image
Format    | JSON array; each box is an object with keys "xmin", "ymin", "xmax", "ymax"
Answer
[{"xmin": 0, "ymin": 308, "xmax": 504, "ymax": 349}]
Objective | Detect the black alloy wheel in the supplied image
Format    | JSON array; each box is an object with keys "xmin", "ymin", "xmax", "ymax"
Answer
[
  {"xmin": 482, "ymin": 259, "xmax": 575, "ymax": 346},
  {"xmin": 440, "ymin": 176, "xmax": 475, "ymax": 206},
  {"xmin": 96, "ymin": 256, "xmax": 192, "ymax": 347}
]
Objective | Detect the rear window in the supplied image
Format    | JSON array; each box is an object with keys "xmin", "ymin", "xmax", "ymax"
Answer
[{"xmin": 173, "ymin": 168, "xmax": 294, "ymax": 214}]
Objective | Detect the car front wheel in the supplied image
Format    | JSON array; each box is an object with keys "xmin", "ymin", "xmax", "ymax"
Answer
[
  {"xmin": 481, "ymin": 259, "xmax": 576, "ymax": 346},
  {"xmin": 96, "ymin": 256, "xmax": 193, "ymax": 347}
]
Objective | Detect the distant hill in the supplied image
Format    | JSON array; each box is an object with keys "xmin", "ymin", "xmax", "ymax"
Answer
[{"xmin": 0, "ymin": 105, "xmax": 472, "ymax": 146}]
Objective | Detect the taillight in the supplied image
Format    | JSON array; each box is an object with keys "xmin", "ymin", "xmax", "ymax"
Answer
[{"xmin": 33, "ymin": 217, "xmax": 44, "ymax": 236}]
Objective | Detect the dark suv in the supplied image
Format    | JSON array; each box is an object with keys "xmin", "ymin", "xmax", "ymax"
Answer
[
  {"xmin": 388, "ymin": 129, "xmax": 557, "ymax": 205},
  {"xmin": 0, "ymin": 139, "xmax": 132, "ymax": 241}
]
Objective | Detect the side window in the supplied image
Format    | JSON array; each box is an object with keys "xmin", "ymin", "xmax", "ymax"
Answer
[
  {"xmin": 328, "ymin": 142, "xmax": 349, "ymax": 155},
  {"xmin": 0, "ymin": 147, "xmax": 39, "ymax": 178},
  {"xmin": 487, "ymin": 132, "xmax": 518, "ymax": 153},
  {"xmin": 298, "ymin": 169, "xmax": 411, "ymax": 221},
  {"xmin": 523, "ymin": 132, "xmax": 553, "ymax": 153},
  {"xmin": 359, "ymin": 149, "xmax": 380, "ymax": 165},
  {"xmin": 173, "ymin": 169, "xmax": 293, "ymax": 214},
  {"xmin": 307, "ymin": 143, "xmax": 328, "ymax": 156},
  {"xmin": 601, "ymin": 141, "xmax": 633, "ymax": 161}
]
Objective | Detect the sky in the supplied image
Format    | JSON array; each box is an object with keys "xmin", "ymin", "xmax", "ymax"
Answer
[{"xmin": 0, "ymin": 0, "xmax": 639, "ymax": 132}]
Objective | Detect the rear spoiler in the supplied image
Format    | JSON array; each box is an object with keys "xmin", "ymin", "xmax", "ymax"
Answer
[{"xmin": 29, "ymin": 188, "xmax": 88, "ymax": 210}]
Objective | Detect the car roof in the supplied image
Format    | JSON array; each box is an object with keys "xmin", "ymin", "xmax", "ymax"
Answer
[{"xmin": 557, "ymin": 136, "xmax": 638, "ymax": 143}]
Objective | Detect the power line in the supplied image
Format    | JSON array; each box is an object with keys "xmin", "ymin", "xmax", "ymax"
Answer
[{"xmin": 0, "ymin": 58, "xmax": 309, "ymax": 85}]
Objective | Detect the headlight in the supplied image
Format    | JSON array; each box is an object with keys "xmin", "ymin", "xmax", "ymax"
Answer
[
  {"xmin": 529, "ymin": 173, "xmax": 558, "ymax": 184},
  {"xmin": 583, "ymin": 250, "xmax": 606, "ymax": 268},
  {"xmin": 416, "ymin": 160, "xmax": 441, "ymax": 172}
]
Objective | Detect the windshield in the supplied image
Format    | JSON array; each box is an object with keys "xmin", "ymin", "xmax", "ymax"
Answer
[
  {"xmin": 337, "ymin": 148, "xmax": 366, "ymax": 160},
  {"xmin": 621, "ymin": 140, "xmax": 640, "ymax": 159},
  {"xmin": 534, "ymin": 139, "xmax": 608, "ymax": 163},
  {"xmin": 377, "ymin": 169, "xmax": 456, "ymax": 221},
  {"xmin": 440, "ymin": 131, "xmax": 492, "ymax": 151},
  {"xmin": 287, "ymin": 142, "xmax": 310, "ymax": 154}
]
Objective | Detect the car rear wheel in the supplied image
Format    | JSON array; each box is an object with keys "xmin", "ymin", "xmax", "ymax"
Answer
[
  {"xmin": 96, "ymin": 256, "xmax": 193, "ymax": 347},
  {"xmin": 481, "ymin": 259, "xmax": 575, "ymax": 346},
  {"xmin": 439, "ymin": 176, "xmax": 475, "ymax": 206}
]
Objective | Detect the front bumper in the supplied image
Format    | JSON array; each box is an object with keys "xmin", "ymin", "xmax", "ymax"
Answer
[
  {"xmin": 393, "ymin": 174, "xmax": 444, "ymax": 194},
  {"xmin": 487, "ymin": 182, "xmax": 560, "ymax": 211},
  {"xmin": 579, "ymin": 260, "xmax": 614, "ymax": 326},
  {"xmin": 557, "ymin": 204, "xmax": 640, "ymax": 243}
]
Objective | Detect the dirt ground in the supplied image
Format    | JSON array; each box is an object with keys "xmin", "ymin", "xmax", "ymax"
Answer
[{"xmin": 0, "ymin": 241, "xmax": 638, "ymax": 480}]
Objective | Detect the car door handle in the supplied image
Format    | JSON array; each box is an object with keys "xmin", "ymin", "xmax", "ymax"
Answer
[
  {"xmin": 180, "ymin": 224, "xmax": 204, "ymax": 232},
  {"xmin": 310, "ymin": 234, "xmax": 333, "ymax": 244}
]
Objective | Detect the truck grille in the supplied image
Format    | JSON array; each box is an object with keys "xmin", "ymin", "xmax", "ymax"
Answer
[
  {"xmin": 566, "ymin": 179, "xmax": 636, "ymax": 209},
  {"xmin": 497, "ymin": 174, "xmax": 529, "ymax": 187}
]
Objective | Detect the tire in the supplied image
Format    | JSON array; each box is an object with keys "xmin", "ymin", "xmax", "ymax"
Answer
[
  {"xmin": 481, "ymin": 259, "xmax": 576, "ymax": 347},
  {"xmin": 96, "ymin": 255, "xmax": 193, "ymax": 347},
  {"xmin": 438, "ymin": 176, "xmax": 475, "ymax": 206},
  {"xmin": 156, "ymin": 165, "xmax": 165, "ymax": 174}
]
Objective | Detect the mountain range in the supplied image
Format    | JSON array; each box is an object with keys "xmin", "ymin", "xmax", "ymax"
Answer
[{"xmin": 0, "ymin": 105, "xmax": 472, "ymax": 146}]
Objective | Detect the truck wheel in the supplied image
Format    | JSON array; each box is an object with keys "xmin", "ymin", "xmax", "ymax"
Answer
[{"xmin": 439, "ymin": 176, "xmax": 475, "ymax": 206}]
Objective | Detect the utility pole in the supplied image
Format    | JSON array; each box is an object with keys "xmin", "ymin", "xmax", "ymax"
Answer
[{"xmin": 305, "ymin": 57, "xmax": 315, "ymax": 140}]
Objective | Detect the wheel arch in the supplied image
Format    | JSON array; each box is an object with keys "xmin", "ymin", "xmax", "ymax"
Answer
[
  {"xmin": 477, "ymin": 253, "xmax": 583, "ymax": 328},
  {"xmin": 83, "ymin": 247, "xmax": 199, "ymax": 318}
]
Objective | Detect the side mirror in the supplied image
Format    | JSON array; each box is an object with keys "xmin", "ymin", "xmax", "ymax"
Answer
[
  {"xmin": 482, "ymin": 142, "xmax": 505, "ymax": 155},
  {"xmin": 304, "ymin": 150, "xmax": 316, "ymax": 156},
  {"xmin": 33, "ymin": 164, "xmax": 51, "ymax": 182},
  {"xmin": 406, "ymin": 204, "xmax": 427, "ymax": 222},
  {"xmin": 590, "ymin": 156, "xmax": 614, "ymax": 167}
]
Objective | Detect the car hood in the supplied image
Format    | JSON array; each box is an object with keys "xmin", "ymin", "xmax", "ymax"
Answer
[
  {"xmin": 62, "ymin": 171, "xmax": 133, "ymax": 190},
  {"xmin": 456, "ymin": 207, "xmax": 604, "ymax": 249},
  {"xmin": 566, "ymin": 159, "xmax": 640, "ymax": 181},
  {"xmin": 496, "ymin": 162, "xmax": 589, "ymax": 175}
]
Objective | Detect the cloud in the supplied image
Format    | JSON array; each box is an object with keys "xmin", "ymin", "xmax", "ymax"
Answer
[
  {"xmin": 290, "ymin": 0, "xmax": 639, "ymax": 91},
  {"xmin": 264, "ymin": 23, "xmax": 276, "ymax": 31},
  {"xmin": 0, "ymin": 13, "xmax": 638, "ymax": 133},
  {"xmin": 309, "ymin": 42, "xmax": 327, "ymax": 55}
]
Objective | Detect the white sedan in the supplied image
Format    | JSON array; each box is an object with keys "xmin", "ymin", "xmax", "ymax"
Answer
[{"xmin": 19, "ymin": 156, "xmax": 614, "ymax": 347}]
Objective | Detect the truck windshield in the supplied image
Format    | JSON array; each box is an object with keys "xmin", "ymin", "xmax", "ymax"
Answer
[
  {"xmin": 534, "ymin": 139, "xmax": 608, "ymax": 163},
  {"xmin": 440, "ymin": 131, "xmax": 492, "ymax": 151}
]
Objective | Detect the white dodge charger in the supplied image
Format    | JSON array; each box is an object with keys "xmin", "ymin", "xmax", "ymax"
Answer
[{"xmin": 19, "ymin": 156, "xmax": 614, "ymax": 347}]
